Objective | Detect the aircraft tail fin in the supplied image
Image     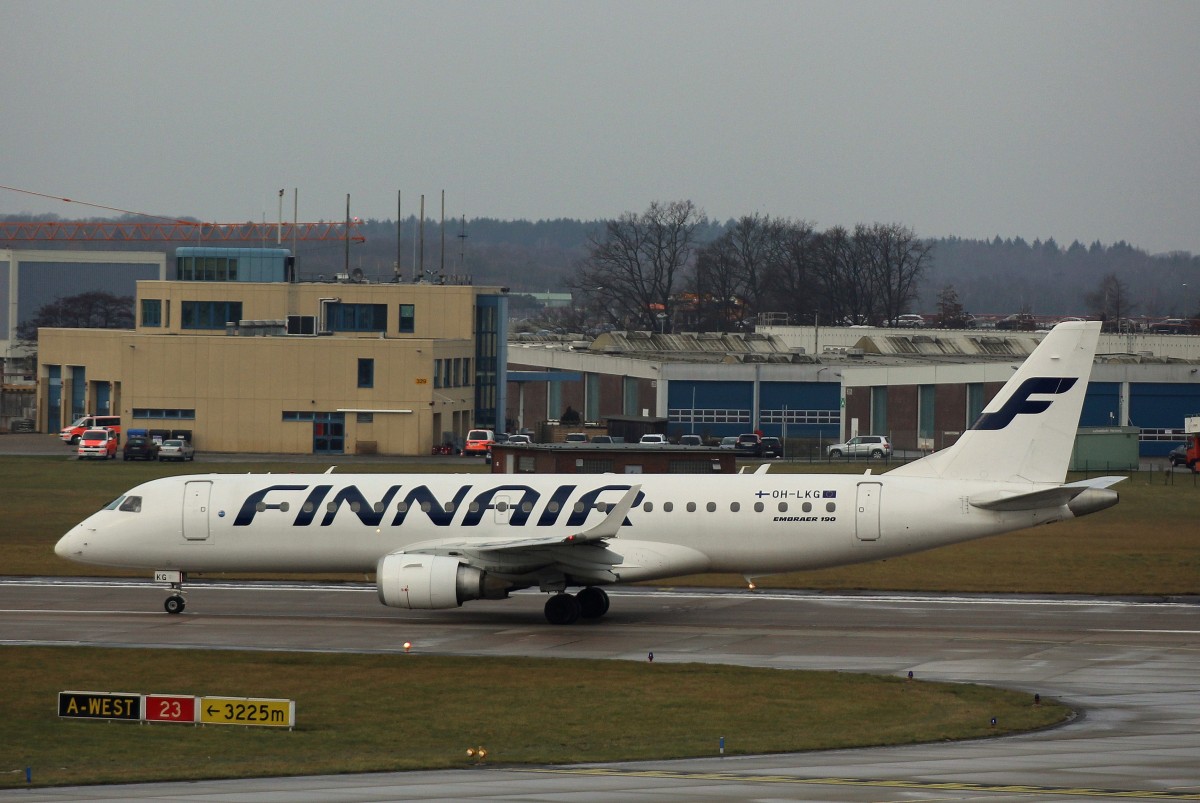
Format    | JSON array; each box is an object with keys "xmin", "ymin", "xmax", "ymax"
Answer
[{"xmin": 887, "ymin": 321, "xmax": 1101, "ymax": 484}]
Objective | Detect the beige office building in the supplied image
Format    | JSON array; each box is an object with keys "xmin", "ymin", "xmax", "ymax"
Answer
[{"xmin": 38, "ymin": 249, "xmax": 507, "ymax": 455}]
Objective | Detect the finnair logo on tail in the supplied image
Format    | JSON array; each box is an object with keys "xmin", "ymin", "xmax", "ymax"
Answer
[{"xmin": 972, "ymin": 377, "xmax": 1078, "ymax": 431}]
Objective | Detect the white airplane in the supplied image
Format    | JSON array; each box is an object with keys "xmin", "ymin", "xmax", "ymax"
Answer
[{"xmin": 56, "ymin": 321, "xmax": 1124, "ymax": 624}]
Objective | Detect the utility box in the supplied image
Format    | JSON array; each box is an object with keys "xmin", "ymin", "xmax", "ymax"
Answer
[{"xmin": 1070, "ymin": 426, "xmax": 1139, "ymax": 472}]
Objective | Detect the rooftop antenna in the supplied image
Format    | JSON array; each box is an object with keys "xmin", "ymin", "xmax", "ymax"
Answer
[
  {"xmin": 344, "ymin": 194, "xmax": 350, "ymax": 276},
  {"xmin": 418, "ymin": 194, "xmax": 425, "ymax": 282},
  {"xmin": 395, "ymin": 190, "xmax": 402, "ymax": 282},
  {"xmin": 439, "ymin": 189, "xmax": 445, "ymax": 282},
  {"xmin": 458, "ymin": 214, "xmax": 467, "ymax": 271}
]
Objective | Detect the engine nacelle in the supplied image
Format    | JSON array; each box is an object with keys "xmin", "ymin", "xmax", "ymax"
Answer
[{"xmin": 376, "ymin": 553, "xmax": 493, "ymax": 610}]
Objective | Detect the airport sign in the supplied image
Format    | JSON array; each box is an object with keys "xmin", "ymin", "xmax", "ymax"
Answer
[
  {"xmin": 58, "ymin": 691, "xmax": 141, "ymax": 721},
  {"xmin": 199, "ymin": 696, "xmax": 295, "ymax": 728},
  {"xmin": 144, "ymin": 694, "xmax": 198, "ymax": 723}
]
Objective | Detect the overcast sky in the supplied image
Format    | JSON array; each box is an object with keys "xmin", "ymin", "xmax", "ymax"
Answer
[{"xmin": 3, "ymin": 1, "xmax": 1198, "ymax": 254}]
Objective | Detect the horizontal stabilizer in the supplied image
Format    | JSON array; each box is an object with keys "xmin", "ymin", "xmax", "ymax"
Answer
[{"xmin": 971, "ymin": 476, "xmax": 1126, "ymax": 511}]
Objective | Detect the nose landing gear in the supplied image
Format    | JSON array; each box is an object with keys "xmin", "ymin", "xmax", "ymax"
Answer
[{"xmin": 154, "ymin": 570, "xmax": 187, "ymax": 615}]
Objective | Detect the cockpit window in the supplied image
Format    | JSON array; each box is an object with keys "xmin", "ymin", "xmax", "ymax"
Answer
[
  {"xmin": 103, "ymin": 496, "xmax": 125, "ymax": 511},
  {"xmin": 119, "ymin": 496, "xmax": 143, "ymax": 513}
]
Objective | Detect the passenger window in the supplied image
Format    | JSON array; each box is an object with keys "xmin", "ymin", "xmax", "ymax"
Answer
[
  {"xmin": 374, "ymin": 502, "xmax": 385, "ymax": 513},
  {"xmin": 303, "ymin": 502, "xmax": 315, "ymax": 513},
  {"xmin": 754, "ymin": 502, "xmax": 764, "ymax": 513},
  {"xmin": 521, "ymin": 502, "xmax": 533, "ymax": 513},
  {"xmin": 469, "ymin": 502, "xmax": 480, "ymax": 513},
  {"xmin": 547, "ymin": 501, "xmax": 560, "ymax": 513},
  {"xmin": 706, "ymin": 502, "xmax": 716, "ymax": 512},
  {"xmin": 826, "ymin": 502, "xmax": 837, "ymax": 512},
  {"xmin": 643, "ymin": 501, "xmax": 654, "ymax": 512},
  {"xmin": 494, "ymin": 502, "xmax": 507, "ymax": 512},
  {"xmin": 802, "ymin": 502, "xmax": 812, "ymax": 513},
  {"xmin": 664, "ymin": 502, "xmax": 674, "ymax": 512},
  {"xmin": 118, "ymin": 496, "xmax": 142, "ymax": 513},
  {"xmin": 778, "ymin": 502, "xmax": 788, "ymax": 512},
  {"xmin": 396, "ymin": 502, "xmax": 409, "ymax": 513},
  {"xmin": 573, "ymin": 502, "xmax": 585, "ymax": 513},
  {"xmin": 730, "ymin": 502, "xmax": 740, "ymax": 512},
  {"xmin": 687, "ymin": 502, "xmax": 697, "ymax": 512},
  {"xmin": 597, "ymin": 502, "xmax": 608, "ymax": 513},
  {"xmin": 445, "ymin": 502, "xmax": 457, "ymax": 513}
]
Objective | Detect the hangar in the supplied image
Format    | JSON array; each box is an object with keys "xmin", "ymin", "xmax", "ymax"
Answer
[{"xmin": 506, "ymin": 326, "xmax": 1200, "ymax": 459}]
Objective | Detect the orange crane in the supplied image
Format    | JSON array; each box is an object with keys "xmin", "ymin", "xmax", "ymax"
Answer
[{"xmin": 0, "ymin": 220, "xmax": 364, "ymax": 243}]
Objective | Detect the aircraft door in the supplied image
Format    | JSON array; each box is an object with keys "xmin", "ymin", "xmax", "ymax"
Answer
[
  {"xmin": 493, "ymin": 494, "xmax": 512, "ymax": 525},
  {"xmin": 854, "ymin": 482, "xmax": 882, "ymax": 541},
  {"xmin": 182, "ymin": 481, "xmax": 213, "ymax": 541}
]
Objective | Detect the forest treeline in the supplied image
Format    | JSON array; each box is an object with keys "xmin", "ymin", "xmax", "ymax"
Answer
[{"xmin": 4, "ymin": 211, "xmax": 1198, "ymax": 321}]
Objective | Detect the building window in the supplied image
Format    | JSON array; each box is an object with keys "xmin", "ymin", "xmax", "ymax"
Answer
[
  {"xmin": 399, "ymin": 304, "xmax": 415, "ymax": 333},
  {"xmin": 141, "ymin": 299, "xmax": 162, "ymax": 328},
  {"xmin": 358, "ymin": 358, "xmax": 374, "ymax": 389},
  {"xmin": 433, "ymin": 359, "xmax": 442, "ymax": 389},
  {"xmin": 181, "ymin": 301, "xmax": 242, "ymax": 329},
  {"xmin": 356, "ymin": 412, "xmax": 374, "ymax": 424},
  {"xmin": 327, "ymin": 303, "xmax": 387, "ymax": 332},
  {"xmin": 132, "ymin": 408, "xmax": 195, "ymax": 419}
]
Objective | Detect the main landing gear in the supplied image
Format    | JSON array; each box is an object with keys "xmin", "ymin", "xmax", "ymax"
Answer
[
  {"xmin": 155, "ymin": 570, "xmax": 187, "ymax": 615},
  {"xmin": 543, "ymin": 586, "xmax": 610, "ymax": 625}
]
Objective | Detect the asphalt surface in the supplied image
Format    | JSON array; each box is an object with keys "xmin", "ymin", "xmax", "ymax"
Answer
[{"xmin": 1, "ymin": 580, "xmax": 1197, "ymax": 801}]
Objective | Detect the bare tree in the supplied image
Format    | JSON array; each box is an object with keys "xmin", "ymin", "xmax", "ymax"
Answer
[
  {"xmin": 693, "ymin": 214, "xmax": 778, "ymax": 331},
  {"xmin": 573, "ymin": 200, "xmax": 705, "ymax": 332},
  {"xmin": 861, "ymin": 223, "xmax": 933, "ymax": 325},
  {"xmin": 17, "ymin": 291, "xmax": 134, "ymax": 344},
  {"xmin": 760, "ymin": 219, "xmax": 820, "ymax": 323},
  {"xmin": 1084, "ymin": 273, "xmax": 1136, "ymax": 330}
]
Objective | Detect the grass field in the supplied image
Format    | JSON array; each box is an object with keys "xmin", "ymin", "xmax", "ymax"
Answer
[
  {"xmin": 1, "ymin": 646, "xmax": 1067, "ymax": 788},
  {"xmin": 5, "ymin": 454, "xmax": 1196, "ymax": 594}
]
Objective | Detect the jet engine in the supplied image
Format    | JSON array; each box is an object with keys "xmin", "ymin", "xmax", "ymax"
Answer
[{"xmin": 376, "ymin": 553, "xmax": 504, "ymax": 610}]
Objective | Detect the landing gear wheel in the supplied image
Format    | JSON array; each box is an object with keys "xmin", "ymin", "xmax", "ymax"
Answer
[
  {"xmin": 544, "ymin": 592, "xmax": 581, "ymax": 625},
  {"xmin": 164, "ymin": 595, "xmax": 186, "ymax": 615},
  {"xmin": 576, "ymin": 586, "xmax": 610, "ymax": 619}
]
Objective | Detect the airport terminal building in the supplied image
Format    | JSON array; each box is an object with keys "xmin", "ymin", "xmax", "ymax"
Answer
[{"xmin": 36, "ymin": 248, "xmax": 508, "ymax": 455}]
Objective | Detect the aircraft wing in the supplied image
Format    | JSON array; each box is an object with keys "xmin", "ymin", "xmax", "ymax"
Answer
[
  {"xmin": 401, "ymin": 484, "xmax": 641, "ymax": 554},
  {"xmin": 970, "ymin": 476, "xmax": 1126, "ymax": 511}
]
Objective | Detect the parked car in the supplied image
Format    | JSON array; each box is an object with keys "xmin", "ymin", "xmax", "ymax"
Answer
[
  {"xmin": 77, "ymin": 428, "xmax": 119, "ymax": 460},
  {"xmin": 678, "ymin": 434, "xmax": 703, "ymax": 446},
  {"xmin": 892, "ymin": 314, "xmax": 925, "ymax": 328},
  {"xmin": 463, "ymin": 429, "xmax": 495, "ymax": 456},
  {"xmin": 827, "ymin": 435, "xmax": 892, "ymax": 459},
  {"xmin": 639, "ymin": 433, "xmax": 667, "ymax": 444},
  {"xmin": 735, "ymin": 433, "xmax": 762, "ymax": 455},
  {"xmin": 759, "ymin": 437, "xmax": 783, "ymax": 458},
  {"xmin": 1168, "ymin": 445, "xmax": 1188, "ymax": 467},
  {"xmin": 589, "ymin": 435, "xmax": 614, "ymax": 444},
  {"xmin": 122, "ymin": 436, "xmax": 159, "ymax": 461},
  {"xmin": 564, "ymin": 432, "xmax": 589, "ymax": 443},
  {"xmin": 718, "ymin": 436, "xmax": 738, "ymax": 449},
  {"xmin": 507, "ymin": 434, "xmax": 532, "ymax": 445},
  {"xmin": 158, "ymin": 438, "xmax": 195, "ymax": 461}
]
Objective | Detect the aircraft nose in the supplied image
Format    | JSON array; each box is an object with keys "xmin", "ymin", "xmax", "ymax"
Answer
[{"xmin": 55, "ymin": 527, "xmax": 86, "ymax": 560}]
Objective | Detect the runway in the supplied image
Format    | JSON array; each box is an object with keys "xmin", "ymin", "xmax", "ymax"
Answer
[{"xmin": 1, "ymin": 579, "xmax": 1198, "ymax": 801}]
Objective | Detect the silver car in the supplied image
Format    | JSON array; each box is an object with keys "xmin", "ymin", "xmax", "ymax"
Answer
[
  {"xmin": 827, "ymin": 435, "xmax": 891, "ymax": 459},
  {"xmin": 158, "ymin": 438, "xmax": 195, "ymax": 461}
]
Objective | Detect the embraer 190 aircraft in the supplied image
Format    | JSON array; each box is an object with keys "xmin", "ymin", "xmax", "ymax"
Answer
[{"xmin": 56, "ymin": 321, "xmax": 1123, "ymax": 624}]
